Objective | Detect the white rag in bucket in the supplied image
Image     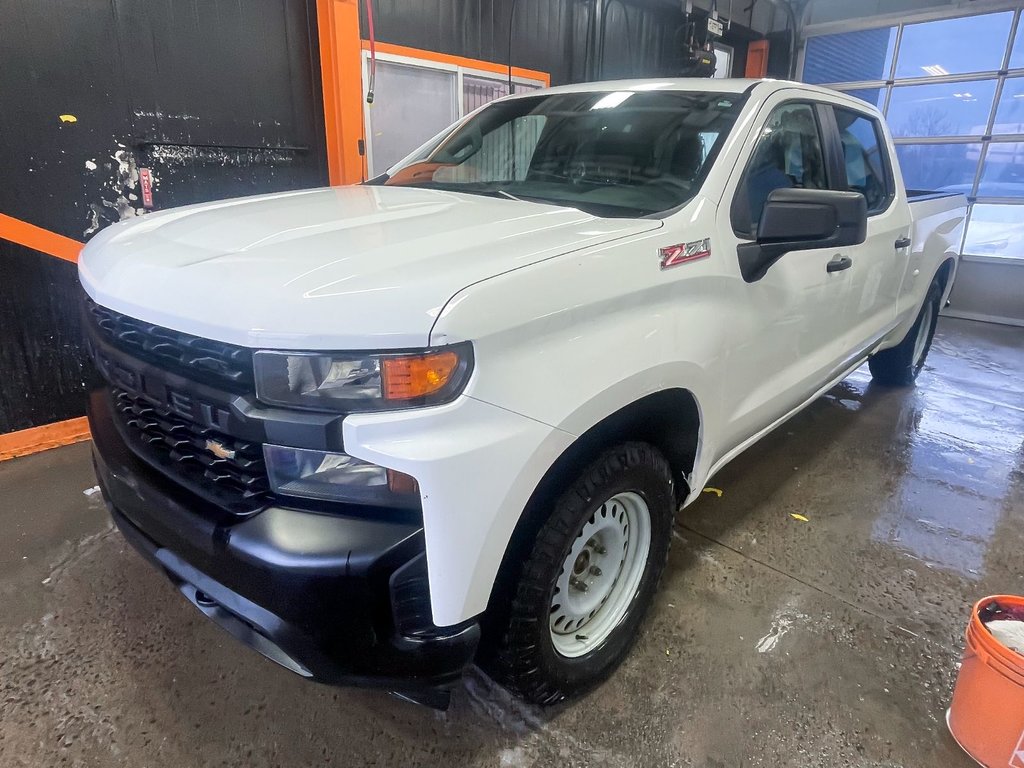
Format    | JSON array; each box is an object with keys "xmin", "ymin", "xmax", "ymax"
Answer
[{"xmin": 987, "ymin": 620, "xmax": 1024, "ymax": 654}]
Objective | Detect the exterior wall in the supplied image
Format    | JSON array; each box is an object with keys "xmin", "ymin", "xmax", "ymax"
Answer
[{"xmin": 359, "ymin": 0, "xmax": 773, "ymax": 86}]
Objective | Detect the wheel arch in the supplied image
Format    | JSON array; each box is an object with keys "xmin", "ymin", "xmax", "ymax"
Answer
[
  {"xmin": 933, "ymin": 255, "xmax": 957, "ymax": 304},
  {"xmin": 477, "ymin": 388, "xmax": 701, "ymax": 652}
]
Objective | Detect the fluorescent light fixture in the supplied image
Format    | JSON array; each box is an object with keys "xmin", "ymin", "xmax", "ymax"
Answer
[
  {"xmin": 592, "ymin": 91, "xmax": 634, "ymax": 110},
  {"xmin": 921, "ymin": 65, "xmax": 949, "ymax": 77}
]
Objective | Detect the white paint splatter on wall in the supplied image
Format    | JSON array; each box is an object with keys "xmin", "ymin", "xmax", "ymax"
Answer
[{"xmin": 83, "ymin": 144, "xmax": 145, "ymax": 236}]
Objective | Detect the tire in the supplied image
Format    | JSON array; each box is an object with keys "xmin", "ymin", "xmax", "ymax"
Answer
[
  {"xmin": 484, "ymin": 442, "xmax": 675, "ymax": 705},
  {"xmin": 868, "ymin": 278, "xmax": 942, "ymax": 386}
]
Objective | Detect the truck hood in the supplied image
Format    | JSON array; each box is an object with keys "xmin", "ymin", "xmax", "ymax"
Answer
[{"xmin": 79, "ymin": 185, "xmax": 661, "ymax": 349}]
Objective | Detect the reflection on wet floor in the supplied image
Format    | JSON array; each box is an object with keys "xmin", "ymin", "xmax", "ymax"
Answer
[{"xmin": 865, "ymin": 322, "xmax": 1024, "ymax": 579}]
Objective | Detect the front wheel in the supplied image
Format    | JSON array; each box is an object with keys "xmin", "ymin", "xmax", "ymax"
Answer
[
  {"xmin": 868, "ymin": 278, "xmax": 942, "ymax": 386},
  {"xmin": 484, "ymin": 442, "xmax": 675, "ymax": 705}
]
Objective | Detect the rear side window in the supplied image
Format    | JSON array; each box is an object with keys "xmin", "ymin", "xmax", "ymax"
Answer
[
  {"xmin": 732, "ymin": 102, "xmax": 829, "ymax": 236},
  {"xmin": 834, "ymin": 107, "xmax": 893, "ymax": 214}
]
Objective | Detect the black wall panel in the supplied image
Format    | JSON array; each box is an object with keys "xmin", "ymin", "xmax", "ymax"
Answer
[
  {"xmin": 361, "ymin": 0, "xmax": 693, "ymax": 86},
  {"xmin": 0, "ymin": 0, "xmax": 327, "ymax": 435},
  {"xmin": 0, "ymin": 243, "xmax": 97, "ymax": 434}
]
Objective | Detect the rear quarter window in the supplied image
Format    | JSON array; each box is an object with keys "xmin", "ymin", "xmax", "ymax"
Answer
[{"xmin": 834, "ymin": 107, "xmax": 894, "ymax": 214}]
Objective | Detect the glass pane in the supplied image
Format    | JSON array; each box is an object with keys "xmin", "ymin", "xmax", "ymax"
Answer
[
  {"xmin": 993, "ymin": 76, "xmax": 1024, "ymax": 133},
  {"xmin": 1009, "ymin": 17, "xmax": 1024, "ymax": 70},
  {"xmin": 964, "ymin": 204, "xmax": 1024, "ymax": 258},
  {"xmin": 386, "ymin": 90, "xmax": 746, "ymax": 218},
  {"xmin": 368, "ymin": 61, "xmax": 457, "ymax": 175},
  {"xmin": 433, "ymin": 115, "xmax": 547, "ymax": 183},
  {"xmin": 978, "ymin": 142, "xmax": 1024, "ymax": 197},
  {"xmin": 463, "ymin": 75, "xmax": 510, "ymax": 115},
  {"xmin": 835, "ymin": 108, "xmax": 891, "ymax": 212},
  {"xmin": 895, "ymin": 143, "xmax": 981, "ymax": 193},
  {"xmin": 886, "ymin": 80, "xmax": 997, "ymax": 137},
  {"xmin": 738, "ymin": 103, "xmax": 828, "ymax": 232},
  {"xmin": 837, "ymin": 88, "xmax": 886, "ymax": 110},
  {"xmin": 803, "ymin": 27, "xmax": 897, "ymax": 84},
  {"xmin": 895, "ymin": 12, "xmax": 1013, "ymax": 79}
]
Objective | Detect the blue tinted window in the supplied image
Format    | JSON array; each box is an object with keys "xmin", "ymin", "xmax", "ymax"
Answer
[
  {"xmin": 895, "ymin": 13, "xmax": 1012, "ymax": 79},
  {"xmin": 895, "ymin": 143, "xmax": 981, "ymax": 193},
  {"xmin": 978, "ymin": 143, "xmax": 1024, "ymax": 197},
  {"xmin": 887, "ymin": 80, "xmax": 997, "ymax": 137},
  {"xmin": 993, "ymin": 77, "xmax": 1024, "ymax": 132},
  {"xmin": 803, "ymin": 28, "xmax": 897, "ymax": 84},
  {"xmin": 1009, "ymin": 19, "xmax": 1024, "ymax": 70}
]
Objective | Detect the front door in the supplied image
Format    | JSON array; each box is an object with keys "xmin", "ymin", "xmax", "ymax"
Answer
[{"xmin": 715, "ymin": 97, "xmax": 857, "ymax": 456}]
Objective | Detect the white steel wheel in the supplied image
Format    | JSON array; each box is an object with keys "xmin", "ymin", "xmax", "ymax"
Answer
[
  {"xmin": 484, "ymin": 442, "xmax": 674, "ymax": 705},
  {"xmin": 548, "ymin": 491, "xmax": 652, "ymax": 658},
  {"xmin": 913, "ymin": 298, "xmax": 934, "ymax": 369}
]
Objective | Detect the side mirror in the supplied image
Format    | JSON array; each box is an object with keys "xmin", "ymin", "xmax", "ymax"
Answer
[{"xmin": 737, "ymin": 188, "xmax": 868, "ymax": 282}]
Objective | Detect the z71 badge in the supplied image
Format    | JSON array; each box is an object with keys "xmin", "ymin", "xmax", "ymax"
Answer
[{"xmin": 660, "ymin": 238, "xmax": 711, "ymax": 270}]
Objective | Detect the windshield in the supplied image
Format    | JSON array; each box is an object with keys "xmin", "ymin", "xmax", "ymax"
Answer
[{"xmin": 381, "ymin": 89, "xmax": 746, "ymax": 218}]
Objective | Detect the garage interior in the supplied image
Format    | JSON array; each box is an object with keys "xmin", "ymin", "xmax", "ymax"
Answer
[{"xmin": 1, "ymin": 0, "xmax": 1023, "ymax": 766}]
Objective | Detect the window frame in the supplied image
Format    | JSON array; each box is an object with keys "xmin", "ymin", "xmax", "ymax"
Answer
[
  {"xmin": 729, "ymin": 99, "xmax": 844, "ymax": 238},
  {"xmin": 829, "ymin": 104, "xmax": 897, "ymax": 216}
]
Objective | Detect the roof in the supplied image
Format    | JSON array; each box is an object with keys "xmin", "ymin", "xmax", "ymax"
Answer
[
  {"xmin": 505, "ymin": 78, "xmax": 882, "ymax": 117},
  {"xmin": 527, "ymin": 78, "xmax": 762, "ymax": 96}
]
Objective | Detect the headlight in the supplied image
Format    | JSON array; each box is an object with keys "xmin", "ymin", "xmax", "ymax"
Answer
[
  {"xmin": 264, "ymin": 444, "xmax": 420, "ymax": 507},
  {"xmin": 253, "ymin": 343, "xmax": 473, "ymax": 412}
]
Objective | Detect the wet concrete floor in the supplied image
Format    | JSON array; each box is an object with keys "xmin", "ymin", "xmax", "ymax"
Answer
[{"xmin": 1, "ymin": 316, "xmax": 1021, "ymax": 767}]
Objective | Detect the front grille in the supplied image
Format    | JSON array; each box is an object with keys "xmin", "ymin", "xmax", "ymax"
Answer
[
  {"xmin": 111, "ymin": 388, "xmax": 270, "ymax": 515},
  {"xmin": 85, "ymin": 297, "xmax": 253, "ymax": 391}
]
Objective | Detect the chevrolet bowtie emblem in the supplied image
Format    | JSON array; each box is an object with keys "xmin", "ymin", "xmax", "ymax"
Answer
[{"xmin": 205, "ymin": 439, "xmax": 236, "ymax": 460}]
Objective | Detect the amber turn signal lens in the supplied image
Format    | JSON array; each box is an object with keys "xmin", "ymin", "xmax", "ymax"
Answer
[
  {"xmin": 382, "ymin": 350, "xmax": 460, "ymax": 400},
  {"xmin": 386, "ymin": 468, "xmax": 420, "ymax": 495}
]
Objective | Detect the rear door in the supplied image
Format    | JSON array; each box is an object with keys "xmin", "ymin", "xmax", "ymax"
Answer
[
  {"xmin": 715, "ymin": 96, "xmax": 857, "ymax": 454},
  {"xmin": 828, "ymin": 104, "xmax": 912, "ymax": 354}
]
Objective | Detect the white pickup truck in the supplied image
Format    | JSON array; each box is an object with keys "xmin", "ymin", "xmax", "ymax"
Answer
[{"xmin": 80, "ymin": 79, "xmax": 966, "ymax": 707}]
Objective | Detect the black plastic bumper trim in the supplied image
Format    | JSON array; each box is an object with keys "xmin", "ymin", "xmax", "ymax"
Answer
[{"xmin": 90, "ymin": 389, "xmax": 480, "ymax": 695}]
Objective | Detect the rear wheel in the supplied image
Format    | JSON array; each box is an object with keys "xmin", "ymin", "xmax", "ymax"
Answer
[
  {"xmin": 483, "ymin": 442, "xmax": 675, "ymax": 705},
  {"xmin": 868, "ymin": 278, "xmax": 942, "ymax": 386}
]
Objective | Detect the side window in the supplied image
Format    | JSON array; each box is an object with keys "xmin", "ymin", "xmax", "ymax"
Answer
[
  {"xmin": 732, "ymin": 102, "xmax": 829, "ymax": 236},
  {"xmin": 834, "ymin": 107, "xmax": 892, "ymax": 214}
]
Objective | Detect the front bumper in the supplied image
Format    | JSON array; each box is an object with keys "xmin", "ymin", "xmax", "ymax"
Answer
[{"xmin": 88, "ymin": 388, "xmax": 480, "ymax": 698}]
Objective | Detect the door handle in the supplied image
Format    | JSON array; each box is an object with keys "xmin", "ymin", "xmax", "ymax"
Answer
[
  {"xmin": 895, "ymin": 236, "xmax": 912, "ymax": 250},
  {"xmin": 826, "ymin": 255, "xmax": 853, "ymax": 273}
]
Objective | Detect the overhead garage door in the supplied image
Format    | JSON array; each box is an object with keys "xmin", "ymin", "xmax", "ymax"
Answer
[{"xmin": 801, "ymin": 9, "xmax": 1024, "ymax": 326}]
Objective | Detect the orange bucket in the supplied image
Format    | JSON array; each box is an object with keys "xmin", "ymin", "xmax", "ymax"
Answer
[{"xmin": 947, "ymin": 595, "xmax": 1024, "ymax": 767}]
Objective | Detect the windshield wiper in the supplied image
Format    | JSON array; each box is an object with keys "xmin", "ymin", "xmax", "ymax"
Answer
[{"xmin": 493, "ymin": 189, "xmax": 525, "ymax": 202}]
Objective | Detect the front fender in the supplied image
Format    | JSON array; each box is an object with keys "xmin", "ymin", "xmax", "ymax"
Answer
[{"xmin": 343, "ymin": 396, "xmax": 575, "ymax": 628}]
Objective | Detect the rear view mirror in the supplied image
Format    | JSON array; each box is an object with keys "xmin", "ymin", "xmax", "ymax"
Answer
[{"xmin": 737, "ymin": 188, "xmax": 867, "ymax": 282}]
